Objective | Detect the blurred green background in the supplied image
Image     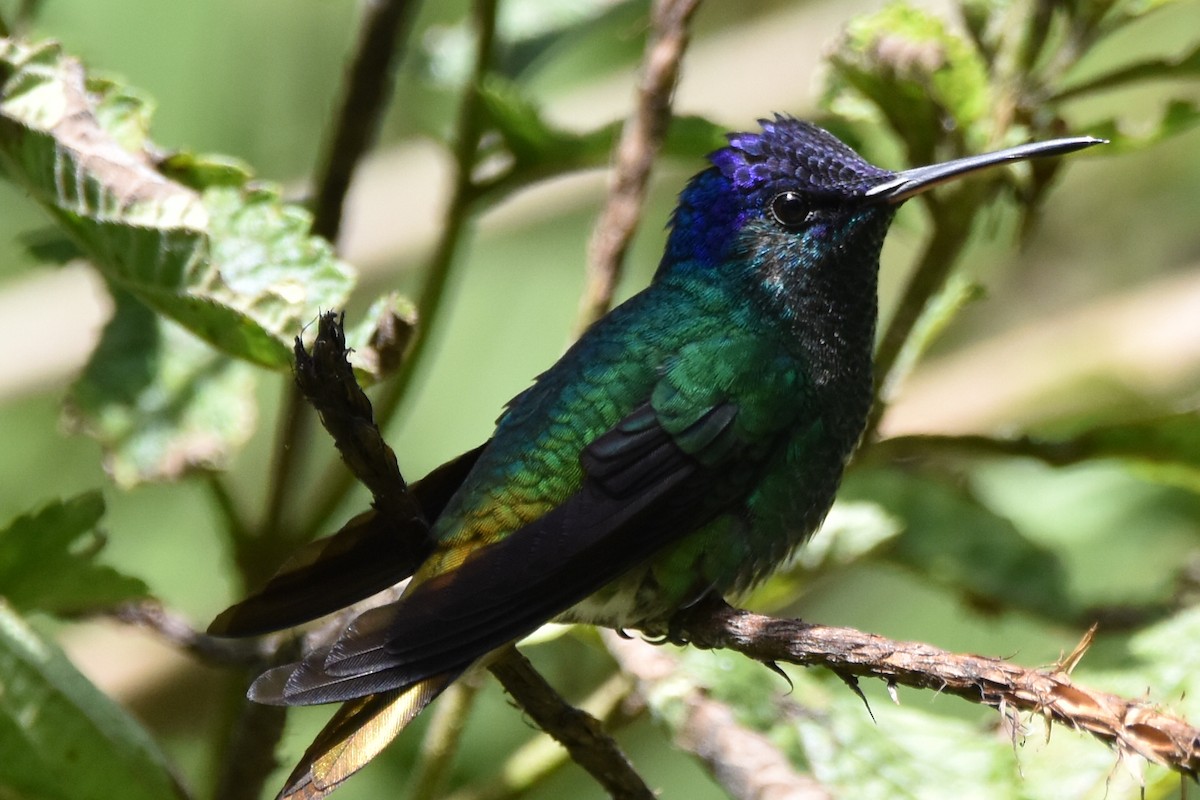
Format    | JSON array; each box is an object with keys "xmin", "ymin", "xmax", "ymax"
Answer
[{"xmin": 1, "ymin": 0, "xmax": 1199, "ymax": 798}]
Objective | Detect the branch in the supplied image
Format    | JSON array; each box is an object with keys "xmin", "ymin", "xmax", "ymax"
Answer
[
  {"xmin": 255, "ymin": 0, "xmax": 419, "ymax": 564},
  {"xmin": 574, "ymin": 0, "xmax": 703, "ymax": 335},
  {"xmin": 106, "ymin": 600, "xmax": 273, "ymax": 667},
  {"xmin": 605, "ymin": 631, "xmax": 832, "ymax": 800},
  {"xmin": 310, "ymin": 0, "xmax": 418, "ymax": 244},
  {"xmin": 300, "ymin": 0, "xmax": 500, "ymax": 542},
  {"xmin": 441, "ymin": 672, "xmax": 639, "ymax": 800},
  {"xmin": 864, "ymin": 195, "xmax": 979, "ymax": 440},
  {"xmin": 489, "ymin": 647, "xmax": 656, "ymax": 800},
  {"xmin": 409, "ymin": 679, "xmax": 482, "ymax": 800},
  {"xmin": 671, "ymin": 597, "xmax": 1200, "ymax": 779}
]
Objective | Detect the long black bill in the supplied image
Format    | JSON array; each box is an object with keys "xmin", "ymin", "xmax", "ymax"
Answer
[{"xmin": 866, "ymin": 136, "xmax": 1106, "ymax": 204}]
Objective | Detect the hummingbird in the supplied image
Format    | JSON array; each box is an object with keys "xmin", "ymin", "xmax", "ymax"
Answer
[{"xmin": 210, "ymin": 116, "xmax": 1101, "ymax": 799}]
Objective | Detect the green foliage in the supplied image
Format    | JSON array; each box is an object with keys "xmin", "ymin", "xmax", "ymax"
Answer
[
  {"xmin": 0, "ymin": 602, "xmax": 184, "ymax": 800},
  {"xmin": 0, "ymin": 493, "xmax": 147, "ymax": 613},
  {"xmin": 66, "ymin": 292, "xmax": 259, "ymax": 487},
  {"xmin": 0, "ymin": 38, "xmax": 355, "ymax": 371},
  {"xmin": 0, "ymin": 1, "xmax": 1198, "ymax": 799}
]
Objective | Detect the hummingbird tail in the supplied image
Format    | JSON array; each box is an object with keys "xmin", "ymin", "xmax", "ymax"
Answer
[{"xmin": 277, "ymin": 671, "xmax": 461, "ymax": 800}]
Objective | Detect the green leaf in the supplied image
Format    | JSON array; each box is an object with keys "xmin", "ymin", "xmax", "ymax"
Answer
[
  {"xmin": 0, "ymin": 38, "xmax": 355, "ymax": 368},
  {"xmin": 1051, "ymin": 411, "xmax": 1200, "ymax": 493},
  {"xmin": 1084, "ymin": 98, "xmax": 1200, "ymax": 152},
  {"xmin": 1097, "ymin": 0, "xmax": 1187, "ymax": 31},
  {"xmin": 879, "ymin": 273, "xmax": 985, "ymax": 402},
  {"xmin": 475, "ymin": 76, "xmax": 726, "ymax": 207},
  {"xmin": 822, "ymin": 2, "xmax": 994, "ymax": 163},
  {"xmin": 0, "ymin": 602, "xmax": 186, "ymax": 800},
  {"xmin": 66, "ymin": 291, "xmax": 259, "ymax": 487},
  {"xmin": 1055, "ymin": 43, "xmax": 1200, "ymax": 100},
  {"xmin": 842, "ymin": 467, "xmax": 1072, "ymax": 619},
  {"xmin": 0, "ymin": 493, "xmax": 147, "ymax": 615},
  {"xmin": 479, "ymin": 75, "xmax": 590, "ymax": 166}
]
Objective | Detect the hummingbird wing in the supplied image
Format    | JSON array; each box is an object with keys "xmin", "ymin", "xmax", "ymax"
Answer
[
  {"xmin": 207, "ymin": 444, "xmax": 486, "ymax": 637},
  {"xmin": 252, "ymin": 397, "xmax": 753, "ymax": 706}
]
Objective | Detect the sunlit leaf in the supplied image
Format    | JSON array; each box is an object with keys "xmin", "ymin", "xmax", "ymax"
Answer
[
  {"xmin": 0, "ymin": 492, "xmax": 147, "ymax": 616},
  {"xmin": 0, "ymin": 38, "xmax": 355, "ymax": 368},
  {"xmin": 0, "ymin": 602, "xmax": 185, "ymax": 800},
  {"xmin": 66, "ymin": 291, "xmax": 259, "ymax": 487}
]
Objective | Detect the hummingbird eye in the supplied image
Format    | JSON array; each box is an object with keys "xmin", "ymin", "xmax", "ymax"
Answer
[{"xmin": 768, "ymin": 191, "xmax": 813, "ymax": 230}]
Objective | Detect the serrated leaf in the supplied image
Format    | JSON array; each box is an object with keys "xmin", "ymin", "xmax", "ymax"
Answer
[
  {"xmin": 17, "ymin": 225, "xmax": 84, "ymax": 264},
  {"xmin": 822, "ymin": 2, "xmax": 994, "ymax": 163},
  {"xmin": 0, "ymin": 602, "xmax": 186, "ymax": 800},
  {"xmin": 842, "ymin": 467, "xmax": 1072, "ymax": 619},
  {"xmin": 66, "ymin": 290, "xmax": 258, "ymax": 487},
  {"xmin": 0, "ymin": 38, "xmax": 355, "ymax": 368},
  {"xmin": 0, "ymin": 493, "xmax": 148, "ymax": 615}
]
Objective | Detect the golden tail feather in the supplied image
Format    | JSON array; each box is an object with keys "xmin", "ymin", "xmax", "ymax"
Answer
[{"xmin": 277, "ymin": 672, "xmax": 458, "ymax": 800}]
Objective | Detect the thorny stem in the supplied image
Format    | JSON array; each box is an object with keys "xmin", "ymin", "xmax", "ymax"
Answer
[
  {"xmin": 573, "ymin": 0, "xmax": 703, "ymax": 336},
  {"xmin": 299, "ymin": 0, "xmax": 500, "ymax": 542}
]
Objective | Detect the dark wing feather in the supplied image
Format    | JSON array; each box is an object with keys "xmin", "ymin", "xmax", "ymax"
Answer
[
  {"xmin": 258, "ymin": 402, "xmax": 741, "ymax": 706},
  {"xmin": 208, "ymin": 444, "xmax": 486, "ymax": 637}
]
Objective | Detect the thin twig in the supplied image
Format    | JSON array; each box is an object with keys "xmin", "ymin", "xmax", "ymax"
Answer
[
  {"xmin": 573, "ymin": 0, "xmax": 704, "ymax": 336},
  {"xmin": 672, "ymin": 597, "xmax": 1200, "ymax": 779},
  {"xmin": 410, "ymin": 679, "xmax": 483, "ymax": 800},
  {"xmin": 204, "ymin": 473, "xmax": 252, "ymax": 545},
  {"xmin": 864, "ymin": 194, "xmax": 980, "ymax": 441},
  {"xmin": 106, "ymin": 600, "xmax": 273, "ymax": 667},
  {"xmin": 489, "ymin": 647, "xmax": 656, "ymax": 800},
  {"xmin": 310, "ymin": 0, "xmax": 418, "ymax": 244},
  {"xmin": 605, "ymin": 631, "xmax": 832, "ymax": 800},
  {"xmin": 255, "ymin": 0, "xmax": 420, "ymax": 565},
  {"xmin": 211, "ymin": 670, "xmax": 291, "ymax": 800},
  {"xmin": 442, "ymin": 672, "xmax": 640, "ymax": 800},
  {"xmin": 300, "ymin": 0, "xmax": 500, "ymax": 542}
]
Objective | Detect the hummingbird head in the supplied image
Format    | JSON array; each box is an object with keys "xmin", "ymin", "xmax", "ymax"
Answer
[
  {"xmin": 662, "ymin": 116, "xmax": 901, "ymax": 278},
  {"xmin": 660, "ymin": 115, "xmax": 901, "ymax": 307},
  {"xmin": 660, "ymin": 115, "xmax": 1102, "ymax": 299}
]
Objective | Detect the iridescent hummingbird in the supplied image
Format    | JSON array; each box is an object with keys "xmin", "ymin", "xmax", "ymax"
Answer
[{"xmin": 211, "ymin": 116, "xmax": 1101, "ymax": 799}]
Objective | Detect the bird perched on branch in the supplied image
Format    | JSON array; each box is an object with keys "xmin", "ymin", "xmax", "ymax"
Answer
[{"xmin": 211, "ymin": 116, "xmax": 1101, "ymax": 799}]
